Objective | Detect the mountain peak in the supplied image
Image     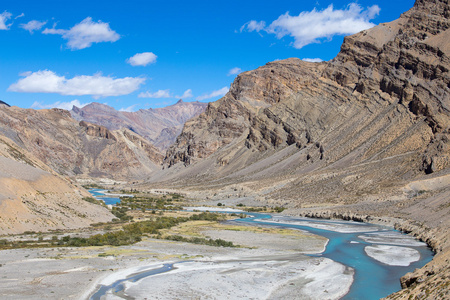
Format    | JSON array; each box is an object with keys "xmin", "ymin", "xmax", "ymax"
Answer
[
  {"xmin": 164, "ymin": 0, "xmax": 449, "ymax": 176},
  {"xmin": 0, "ymin": 100, "xmax": 11, "ymax": 107}
]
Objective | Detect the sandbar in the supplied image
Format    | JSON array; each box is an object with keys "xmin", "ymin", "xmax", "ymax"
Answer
[{"xmin": 364, "ymin": 245, "xmax": 421, "ymax": 266}]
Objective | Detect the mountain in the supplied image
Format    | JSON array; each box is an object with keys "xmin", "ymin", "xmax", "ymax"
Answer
[
  {"xmin": 0, "ymin": 99, "xmax": 206, "ymax": 233},
  {"xmin": 0, "ymin": 129, "xmax": 114, "ymax": 234},
  {"xmin": 162, "ymin": 0, "xmax": 449, "ymax": 197},
  {"xmin": 165, "ymin": 1, "xmax": 449, "ymax": 174},
  {"xmin": 0, "ymin": 106, "xmax": 163, "ymax": 180},
  {"xmin": 0, "ymin": 154, "xmax": 114, "ymax": 234},
  {"xmin": 158, "ymin": 0, "xmax": 449, "ymax": 298},
  {"xmin": 0, "ymin": 105, "xmax": 171, "ymax": 233},
  {"xmin": 71, "ymin": 100, "xmax": 207, "ymax": 151}
]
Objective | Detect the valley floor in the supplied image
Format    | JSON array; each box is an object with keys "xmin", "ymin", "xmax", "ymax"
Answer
[{"xmin": 0, "ymin": 220, "xmax": 348, "ymax": 300}]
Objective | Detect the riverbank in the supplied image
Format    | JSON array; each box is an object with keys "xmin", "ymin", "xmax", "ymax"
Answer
[
  {"xmin": 89, "ymin": 254, "xmax": 352, "ymax": 300},
  {"xmin": 80, "ymin": 211, "xmax": 433, "ymax": 300},
  {"xmin": 0, "ymin": 217, "xmax": 346, "ymax": 300},
  {"xmin": 284, "ymin": 203, "xmax": 450, "ymax": 300},
  {"xmin": 84, "ymin": 218, "xmax": 353, "ymax": 299}
]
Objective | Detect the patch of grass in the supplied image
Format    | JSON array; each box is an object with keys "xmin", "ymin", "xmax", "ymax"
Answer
[
  {"xmin": 97, "ymin": 248, "xmax": 151, "ymax": 257},
  {"xmin": 244, "ymin": 206, "xmax": 285, "ymax": 213},
  {"xmin": 212, "ymin": 224, "xmax": 311, "ymax": 238}
]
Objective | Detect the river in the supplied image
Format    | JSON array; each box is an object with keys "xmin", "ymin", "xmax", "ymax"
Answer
[
  {"xmin": 235, "ymin": 213, "xmax": 433, "ymax": 299},
  {"xmin": 88, "ymin": 192, "xmax": 433, "ymax": 299},
  {"xmin": 89, "ymin": 188, "xmax": 128, "ymax": 205}
]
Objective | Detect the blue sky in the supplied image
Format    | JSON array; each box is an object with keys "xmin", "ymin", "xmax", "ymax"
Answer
[{"xmin": 0, "ymin": 0, "xmax": 414, "ymax": 111}]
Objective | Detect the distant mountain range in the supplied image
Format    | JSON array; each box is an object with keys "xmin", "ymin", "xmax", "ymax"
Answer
[{"xmin": 71, "ymin": 100, "xmax": 207, "ymax": 151}]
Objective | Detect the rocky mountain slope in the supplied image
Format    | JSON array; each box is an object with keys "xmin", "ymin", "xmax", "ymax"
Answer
[
  {"xmin": 0, "ymin": 136, "xmax": 114, "ymax": 234},
  {"xmin": 164, "ymin": 0, "xmax": 449, "ymax": 176},
  {"xmin": 161, "ymin": 0, "xmax": 449, "ymax": 205},
  {"xmin": 71, "ymin": 100, "xmax": 207, "ymax": 150},
  {"xmin": 0, "ymin": 100, "xmax": 10, "ymax": 107},
  {"xmin": 0, "ymin": 106, "xmax": 163, "ymax": 180},
  {"xmin": 0, "ymin": 104, "xmax": 172, "ymax": 234},
  {"xmin": 0, "ymin": 100, "xmax": 204, "ymax": 234},
  {"xmin": 156, "ymin": 0, "xmax": 449, "ymax": 298}
]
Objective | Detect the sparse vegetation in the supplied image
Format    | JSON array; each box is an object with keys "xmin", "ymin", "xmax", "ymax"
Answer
[
  {"xmin": 164, "ymin": 235, "xmax": 236, "ymax": 247},
  {"xmin": 0, "ymin": 212, "xmax": 228, "ymax": 249},
  {"xmin": 116, "ymin": 194, "xmax": 184, "ymax": 212},
  {"xmin": 81, "ymin": 184, "xmax": 104, "ymax": 189},
  {"xmin": 0, "ymin": 138, "xmax": 35, "ymax": 167},
  {"xmin": 243, "ymin": 206, "xmax": 284, "ymax": 213},
  {"xmin": 273, "ymin": 206, "xmax": 285, "ymax": 213},
  {"xmin": 111, "ymin": 206, "xmax": 132, "ymax": 221}
]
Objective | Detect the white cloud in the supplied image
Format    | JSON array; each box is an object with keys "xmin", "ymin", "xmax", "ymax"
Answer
[
  {"xmin": 240, "ymin": 20, "xmax": 266, "ymax": 33},
  {"xmin": 119, "ymin": 104, "xmax": 138, "ymax": 112},
  {"xmin": 242, "ymin": 3, "xmax": 380, "ymax": 49},
  {"xmin": 176, "ymin": 89, "xmax": 193, "ymax": 99},
  {"xmin": 0, "ymin": 11, "xmax": 12, "ymax": 30},
  {"xmin": 228, "ymin": 67, "xmax": 242, "ymax": 76},
  {"xmin": 302, "ymin": 58, "xmax": 323, "ymax": 62},
  {"xmin": 8, "ymin": 70, "xmax": 145, "ymax": 98},
  {"xmin": 20, "ymin": 20, "xmax": 47, "ymax": 33},
  {"xmin": 31, "ymin": 99, "xmax": 90, "ymax": 110},
  {"xmin": 42, "ymin": 17, "xmax": 120, "ymax": 50},
  {"xmin": 15, "ymin": 13, "xmax": 25, "ymax": 19},
  {"xmin": 138, "ymin": 89, "xmax": 171, "ymax": 98},
  {"xmin": 127, "ymin": 52, "xmax": 157, "ymax": 66},
  {"xmin": 196, "ymin": 87, "xmax": 229, "ymax": 101}
]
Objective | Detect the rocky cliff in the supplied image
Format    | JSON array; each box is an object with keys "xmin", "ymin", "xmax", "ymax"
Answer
[
  {"xmin": 71, "ymin": 100, "xmax": 207, "ymax": 151},
  {"xmin": 161, "ymin": 0, "xmax": 449, "ymax": 202},
  {"xmin": 165, "ymin": 0, "xmax": 449, "ymax": 175}
]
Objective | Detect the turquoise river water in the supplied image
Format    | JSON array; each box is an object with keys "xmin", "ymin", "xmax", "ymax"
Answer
[{"xmin": 235, "ymin": 213, "xmax": 433, "ymax": 300}]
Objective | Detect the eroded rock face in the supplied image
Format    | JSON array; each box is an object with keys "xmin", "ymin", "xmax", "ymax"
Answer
[
  {"xmin": 164, "ymin": 0, "xmax": 449, "ymax": 175},
  {"xmin": 79, "ymin": 121, "xmax": 117, "ymax": 141},
  {"xmin": 0, "ymin": 107, "xmax": 163, "ymax": 180}
]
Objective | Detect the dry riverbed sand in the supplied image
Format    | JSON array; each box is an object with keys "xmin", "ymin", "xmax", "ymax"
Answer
[{"xmin": 0, "ymin": 222, "xmax": 353, "ymax": 300}]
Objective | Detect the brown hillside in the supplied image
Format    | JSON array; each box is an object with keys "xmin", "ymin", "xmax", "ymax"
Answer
[{"xmin": 0, "ymin": 106, "xmax": 163, "ymax": 180}]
